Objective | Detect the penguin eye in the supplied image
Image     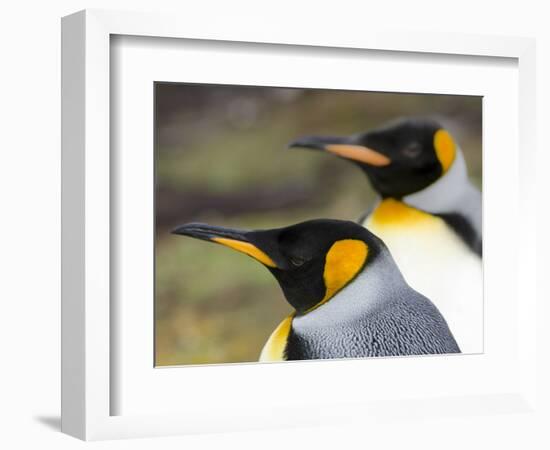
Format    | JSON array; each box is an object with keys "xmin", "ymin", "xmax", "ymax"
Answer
[
  {"xmin": 402, "ymin": 142, "xmax": 422, "ymax": 158},
  {"xmin": 289, "ymin": 256, "xmax": 306, "ymax": 267}
]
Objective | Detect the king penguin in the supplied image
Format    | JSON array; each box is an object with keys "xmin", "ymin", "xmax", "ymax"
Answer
[
  {"xmin": 172, "ymin": 219, "xmax": 460, "ymax": 361},
  {"xmin": 288, "ymin": 117, "xmax": 482, "ymax": 354}
]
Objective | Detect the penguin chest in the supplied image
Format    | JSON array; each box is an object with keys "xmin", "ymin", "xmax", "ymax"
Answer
[{"xmin": 364, "ymin": 200, "xmax": 483, "ymax": 354}]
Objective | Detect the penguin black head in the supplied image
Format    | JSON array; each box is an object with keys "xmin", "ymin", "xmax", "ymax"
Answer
[
  {"xmin": 172, "ymin": 219, "xmax": 384, "ymax": 314},
  {"xmin": 288, "ymin": 117, "xmax": 457, "ymax": 198}
]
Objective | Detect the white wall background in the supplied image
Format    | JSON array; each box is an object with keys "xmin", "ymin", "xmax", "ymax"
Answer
[{"xmin": 0, "ymin": 1, "xmax": 548, "ymax": 449}]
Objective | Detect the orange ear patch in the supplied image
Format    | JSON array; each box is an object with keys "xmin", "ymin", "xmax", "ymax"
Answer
[
  {"xmin": 305, "ymin": 239, "xmax": 368, "ymax": 313},
  {"xmin": 434, "ymin": 129, "xmax": 456, "ymax": 173}
]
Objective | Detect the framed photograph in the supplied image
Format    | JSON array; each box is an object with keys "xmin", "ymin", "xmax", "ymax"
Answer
[
  {"xmin": 154, "ymin": 84, "xmax": 483, "ymax": 367},
  {"xmin": 61, "ymin": 9, "xmax": 538, "ymax": 440}
]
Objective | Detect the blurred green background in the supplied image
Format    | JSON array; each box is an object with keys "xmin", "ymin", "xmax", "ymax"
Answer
[{"xmin": 155, "ymin": 83, "xmax": 482, "ymax": 366}]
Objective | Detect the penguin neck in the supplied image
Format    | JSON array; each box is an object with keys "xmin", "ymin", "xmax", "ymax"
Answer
[
  {"xmin": 369, "ymin": 149, "xmax": 481, "ymax": 237},
  {"xmin": 400, "ymin": 149, "xmax": 474, "ymax": 210},
  {"xmin": 293, "ymin": 250, "xmax": 407, "ymax": 329}
]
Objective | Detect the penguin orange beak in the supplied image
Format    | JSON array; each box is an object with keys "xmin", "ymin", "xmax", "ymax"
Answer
[
  {"xmin": 172, "ymin": 222, "xmax": 278, "ymax": 268},
  {"xmin": 288, "ymin": 135, "xmax": 391, "ymax": 167}
]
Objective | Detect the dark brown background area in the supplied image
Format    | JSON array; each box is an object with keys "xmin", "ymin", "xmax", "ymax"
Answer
[{"xmin": 155, "ymin": 83, "xmax": 482, "ymax": 366}]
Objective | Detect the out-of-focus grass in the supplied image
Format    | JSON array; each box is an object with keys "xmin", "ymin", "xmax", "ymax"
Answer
[{"xmin": 155, "ymin": 86, "xmax": 482, "ymax": 366}]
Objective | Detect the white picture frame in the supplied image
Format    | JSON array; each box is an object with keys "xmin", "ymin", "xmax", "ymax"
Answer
[{"xmin": 61, "ymin": 9, "xmax": 537, "ymax": 441}]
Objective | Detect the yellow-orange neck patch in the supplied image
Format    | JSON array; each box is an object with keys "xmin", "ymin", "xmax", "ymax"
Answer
[
  {"xmin": 370, "ymin": 198, "xmax": 430, "ymax": 225},
  {"xmin": 259, "ymin": 314, "xmax": 294, "ymax": 361},
  {"xmin": 306, "ymin": 239, "xmax": 368, "ymax": 313},
  {"xmin": 367, "ymin": 198, "xmax": 433, "ymax": 227},
  {"xmin": 211, "ymin": 237, "xmax": 277, "ymax": 268},
  {"xmin": 433, "ymin": 129, "xmax": 456, "ymax": 173}
]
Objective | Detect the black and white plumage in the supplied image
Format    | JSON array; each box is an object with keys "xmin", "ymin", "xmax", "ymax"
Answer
[
  {"xmin": 173, "ymin": 219, "xmax": 460, "ymax": 361},
  {"xmin": 288, "ymin": 118, "xmax": 482, "ymax": 354}
]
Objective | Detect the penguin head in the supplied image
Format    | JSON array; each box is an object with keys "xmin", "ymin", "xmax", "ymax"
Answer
[
  {"xmin": 172, "ymin": 219, "xmax": 384, "ymax": 314},
  {"xmin": 288, "ymin": 117, "xmax": 457, "ymax": 198}
]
